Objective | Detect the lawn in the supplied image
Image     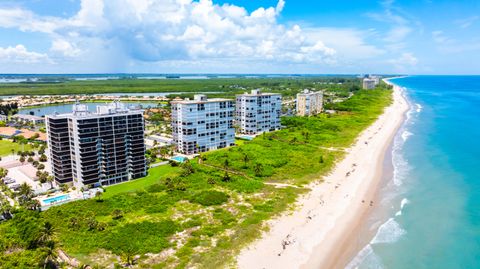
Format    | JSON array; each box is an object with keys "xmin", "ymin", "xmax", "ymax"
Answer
[
  {"xmin": 102, "ymin": 165, "xmax": 181, "ymax": 199},
  {"xmin": 0, "ymin": 140, "xmax": 32, "ymax": 157},
  {"xmin": 0, "ymin": 87, "xmax": 393, "ymax": 269}
]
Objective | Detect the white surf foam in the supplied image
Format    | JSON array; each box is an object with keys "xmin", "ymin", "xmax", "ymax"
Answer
[
  {"xmin": 415, "ymin": 103, "xmax": 423, "ymax": 113},
  {"xmin": 401, "ymin": 131, "xmax": 413, "ymax": 142},
  {"xmin": 392, "ymin": 138, "xmax": 410, "ymax": 186},
  {"xmin": 395, "ymin": 198, "xmax": 410, "ymax": 216},
  {"xmin": 371, "ymin": 218, "xmax": 406, "ymax": 244},
  {"xmin": 345, "ymin": 244, "xmax": 384, "ymax": 269}
]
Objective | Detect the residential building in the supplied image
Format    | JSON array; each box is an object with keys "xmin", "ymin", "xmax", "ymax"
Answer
[
  {"xmin": 46, "ymin": 101, "xmax": 147, "ymax": 188},
  {"xmin": 370, "ymin": 75, "xmax": 381, "ymax": 85},
  {"xmin": 235, "ymin": 89, "xmax": 282, "ymax": 135},
  {"xmin": 171, "ymin": 95, "xmax": 235, "ymax": 154},
  {"xmin": 296, "ymin": 90, "xmax": 324, "ymax": 116},
  {"xmin": 11, "ymin": 114, "xmax": 45, "ymax": 125},
  {"xmin": 363, "ymin": 78, "xmax": 377, "ymax": 89}
]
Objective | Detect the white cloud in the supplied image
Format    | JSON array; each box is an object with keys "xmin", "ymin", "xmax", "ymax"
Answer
[
  {"xmin": 304, "ymin": 28, "xmax": 384, "ymax": 61},
  {"xmin": 432, "ymin": 30, "xmax": 454, "ymax": 44},
  {"xmin": 0, "ymin": 0, "xmax": 340, "ymax": 68},
  {"xmin": 50, "ymin": 39, "xmax": 82, "ymax": 57},
  {"xmin": 0, "ymin": 45, "xmax": 52, "ymax": 64},
  {"xmin": 388, "ymin": 52, "xmax": 418, "ymax": 72},
  {"xmin": 385, "ymin": 25, "xmax": 411, "ymax": 43},
  {"xmin": 367, "ymin": 0, "xmax": 416, "ymax": 52},
  {"xmin": 0, "ymin": 0, "xmax": 409, "ymax": 73},
  {"xmin": 455, "ymin": 16, "xmax": 479, "ymax": 29}
]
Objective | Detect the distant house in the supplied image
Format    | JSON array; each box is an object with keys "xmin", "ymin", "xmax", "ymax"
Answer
[
  {"xmin": 0, "ymin": 127, "xmax": 46, "ymax": 141},
  {"xmin": 11, "ymin": 114, "xmax": 45, "ymax": 125}
]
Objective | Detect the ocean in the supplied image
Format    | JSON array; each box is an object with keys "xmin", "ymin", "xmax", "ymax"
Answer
[{"xmin": 347, "ymin": 76, "xmax": 480, "ymax": 269}]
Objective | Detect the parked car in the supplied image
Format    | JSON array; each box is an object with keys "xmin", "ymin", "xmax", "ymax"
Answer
[{"xmin": 9, "ymin": 184, "xmax": 20, "ymax": 191}]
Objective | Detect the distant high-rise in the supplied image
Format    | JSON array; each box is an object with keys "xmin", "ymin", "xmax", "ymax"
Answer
[
  {"xmin": 171, "ymin": 95, "xmax": 235, "ymax": 154},
  {"xmin": 296, "ymin": 90, "xmax": 323, "ymax": 117},
  {"xmin": 363, "ymin": 77, "xmax": 379, "ymax": 89},
  {"xmin": 46, "ymin": 101, "xmax": 147, "ymax": 188},
  {"xmin": 235, "ymin": 89, "xmax": 282, "ymax": 135}
]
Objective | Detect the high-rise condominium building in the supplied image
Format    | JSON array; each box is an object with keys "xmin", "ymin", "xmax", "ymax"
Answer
[
  {"xmin": 363, "ymin": 78, "xmax": 377, "ymax": 89},
  {"xmin": 235, "ymin": 89, "xmax": 282, "ymax": 135},
  {"xmin": 46, "ymin": 101, "xmax": 147, "ymax": 188},
  {"xmin": 171, "ymin": 95, "xmax": 235, "ymax": 154},
  {"xmin": 296, "ymin": 90, "xmax": 324, "ymax": 116}
]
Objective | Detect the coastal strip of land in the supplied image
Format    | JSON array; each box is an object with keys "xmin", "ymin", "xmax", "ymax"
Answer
[{"xmin": 237, "ymin": 80, "xmax": 409, "ymax": 269}]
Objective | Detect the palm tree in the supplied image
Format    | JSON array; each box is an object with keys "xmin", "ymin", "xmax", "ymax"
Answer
[
  {"xmin": 242, "ymin": 154, "xmax": 250, "ymax": 168},
  {"xmin": 47, "ymin": 176, "xmax": 55, "ymax": 189},
  {"xmin": 121, "ymin": 247, "xmax": 136, "ymax": 267},
  {"xmin": 42, "ymin": 240, "xmax": 58, "ymax": 269},
  {"xmin": 17, "ymin": 182, "xmax": 34, "ymax": 205},
  {"xmin": 27, "ymin": 199, "xmax": 41, "ymax": 211},
  {"xmin": 94, "ymin": 191, "xmax": 103, "ymax": 202},
  {"xmin": 0, "ymin": 167, "xmax": 8, "ymax": 182},
  {"xmin": 254, "ymin": 163, "xmax": 263, "ymax": 177},
  {"xmin": 224, "ymin": 158, "xmax": 229, "ymax": 169},
  {"xmin": 38, "ymin": 221, "xmax": 55, "ymax": 245}
]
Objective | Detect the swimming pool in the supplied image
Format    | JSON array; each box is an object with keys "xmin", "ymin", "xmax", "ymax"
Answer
[
  {"xmin": 236, "ymin": 135, "xmax": 254, "ymax": 141},
  {"xmin": 42, "ymin": 194, "xmax": 70, "ymax": 205},
  {"xmin": 171, "ymin": 156, "xmax": 187, "ymax": 163}
]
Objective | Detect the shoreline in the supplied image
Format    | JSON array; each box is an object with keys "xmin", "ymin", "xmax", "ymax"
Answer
[{"xmin": 237, "ymin": 82, "xmax": 409, "ymax": 269}]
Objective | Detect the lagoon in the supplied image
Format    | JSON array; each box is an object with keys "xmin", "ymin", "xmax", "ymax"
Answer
[{"xmin": 18, "ymin": 102, "xmax": 159, "ymax": 117}]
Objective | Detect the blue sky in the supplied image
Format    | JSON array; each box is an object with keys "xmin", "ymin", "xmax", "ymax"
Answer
[{"xmin": 0, "ymin": 0, "xmax": 479, "ymax": 74}]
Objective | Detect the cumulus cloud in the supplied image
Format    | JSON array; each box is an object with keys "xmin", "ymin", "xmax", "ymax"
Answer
[
  {"xmin": 50, "ymin": 39, "xmax": 82, "ymax": 57},
  {"xmin": 0, "ymin": 0, "xmax": 338, "ymax": 69},
  {"xmin": 0, "ymin": 45, "xmax": 52, "ymax": 64}
]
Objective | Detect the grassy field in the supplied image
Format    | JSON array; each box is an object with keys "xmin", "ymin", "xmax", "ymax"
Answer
[
  {"xmin": 0, "ymin": 87, "xmax": 392, "ymax": 268},
  {"xmin": 102, "ymin": 165, "xmax": 180, "ymax": 199},
  {"xmin": 0, "ymin": 77, "xmax": 360, "ymax": 97},
  {"xmin": 0, "ymin": 140, "xmax": 32, "ymax": 157}
]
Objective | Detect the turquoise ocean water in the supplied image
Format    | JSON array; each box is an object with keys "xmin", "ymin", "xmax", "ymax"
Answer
[{"xmin": 347, "ymin": 76, "xmax": 480, "ymax": 269}]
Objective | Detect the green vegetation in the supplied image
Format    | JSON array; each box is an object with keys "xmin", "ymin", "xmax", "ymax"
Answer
[
  {"xmin": 102, "ymin": 165, "xmax": 180, "ymax": 199},
  {"xmin": 0, "ymin": 140, "xmax": 33, "ymax": 157},
  {"xmin": 0, "ymin": 77, "xmax": 360, "ymax": 97},
  {"xmin": 0, "ymin": 80, "xmax": 392, "ymax": 268}
]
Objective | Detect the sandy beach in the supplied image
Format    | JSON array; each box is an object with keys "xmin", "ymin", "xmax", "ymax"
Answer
[{"xmin": 237, "ymin": 81, "xmax": 409, "ymax": 269}]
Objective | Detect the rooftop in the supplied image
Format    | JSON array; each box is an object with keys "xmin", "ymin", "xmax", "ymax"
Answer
[
  {"xmin": 297, "ymin": 89, "xmax": 323, "ymax": 96},
  {"xmin": 11, "ymin": 114, "xmax": 44, "ymax": 120},
  {"xmin": 171, "ymin": 94, "xmax": 233, "ymax": 104},
  {"xmin": 237, "ymin": 89, "xmax": 281, "ymax": 97},
  {"xmin": 47, "ymin": 101, "xmax": 143, "ymax": 119}
]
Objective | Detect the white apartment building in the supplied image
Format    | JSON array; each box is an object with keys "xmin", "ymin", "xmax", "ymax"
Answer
[
  {"xmin": 46, "ymin": 101, "xmax": 147, "ymax": 188},
  {"xmin": 363, "ymin": 77, "xmax": 379, "ymax": 89},
  {"xmin": 296, "ymin": 90, "xmax": 323, "ymax": 117},
  {"xmin": 370, "ymin": 75, "xmax": 381, "ymax": 85},
  {"xmin": 171, "ymin": 95, "xmax": 235, "ymax": 155},
  {"xmin": 235, "ymin": 89, "xmax": 282, "ymax": 135}
]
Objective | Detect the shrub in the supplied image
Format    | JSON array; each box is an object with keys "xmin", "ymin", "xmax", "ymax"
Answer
[
  {"xmin": 189, "ymin": 190, "xmax": 229, "ymax": 206},
  {"xmin": 146, "ymin": 183, "xmax": 165, "ymax": 193}
]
